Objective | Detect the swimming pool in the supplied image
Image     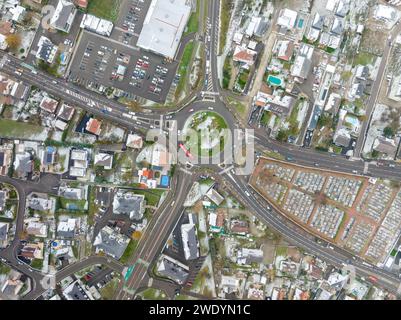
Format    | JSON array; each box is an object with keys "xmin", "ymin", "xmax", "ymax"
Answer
[
  {"xmin": 298, "ymin": 19, "xmax": 304, "ymax": 28},
  {"xmin": 267, "ymin": 75, "xmax": 283, "ymax": 87}
]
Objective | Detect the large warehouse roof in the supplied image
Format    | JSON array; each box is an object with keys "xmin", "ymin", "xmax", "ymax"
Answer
[{"xmin": 137, "ymin": 0, "xmax": 191, "ymax": 59}]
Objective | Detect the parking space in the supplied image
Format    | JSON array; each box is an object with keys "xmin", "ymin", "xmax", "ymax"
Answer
[
  {"xmin": 69, "ymin": 31, "xmax": 179, "ymax": 103},
  {"xmin": 110, "ymin": 0, "xmax": 151, "ymax": 47}
]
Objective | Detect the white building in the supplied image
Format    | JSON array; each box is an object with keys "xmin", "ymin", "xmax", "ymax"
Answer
[{"xmin": 136, "ymin": 0, "xmax": 191, "ymax": 59}]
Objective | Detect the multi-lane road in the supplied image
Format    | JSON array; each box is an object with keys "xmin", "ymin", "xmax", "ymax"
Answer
[{"xmin": 1, "ymin": 0, "xmax": 401, "ymax": 300}]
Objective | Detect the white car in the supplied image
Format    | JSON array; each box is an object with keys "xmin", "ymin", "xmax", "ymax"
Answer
[{"xmin": 208, "ymin": 107, "xmax": 214, "ymax": 110}]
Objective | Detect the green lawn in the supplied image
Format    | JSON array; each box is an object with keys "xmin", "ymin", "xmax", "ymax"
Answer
[
  {"xmin": 87, "ymin": 0, "xmax": 121, "ymax": 22},
  {"xmin": 175, "ymin": 41, "xmax": 196, "ymax": 100},
  {"xmin": 353, "ymin": 52, "xmax": 375, "ymax": 66},
  {"xmin": 100, "ymin": 278, "xmax": 120, "ymax": 300},
  {"xmin": 120, "ymin": 239, "xmax": 138, "ymax": 264},
  {"xmin": 31, "ymin": 258, "xmax": 43, "ymax": 270},
  {"xmin": 219, "ymin": 0, "xmax": 232, "ymax": 54},
  {"xmin": 0, "ymin": 263, "xmax": 11, "ymax": 275},
  {"xmin": 276, "ymin": 246, "xmax": 288, "ymax": 257},
  {"xmin": 132, "ymin": 189, "xmax": 165, "ymax": 207},
  {"xmin": 184, "ymin": 0, "xmax": 200, "ymax": 35},
  {"xmin": 0, "ymin": 119, "xmax": 47, "ymax": 140},
  {"xmin": 227, "ymin": 96, "xmax": 246, "ymax": 117},
  {"xmin": 140, "ymin": 288, "xmax": 168, "ymax": 300}
]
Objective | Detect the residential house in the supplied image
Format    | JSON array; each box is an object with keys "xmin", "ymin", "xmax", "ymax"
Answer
[
  {"xmin": 94, "ymin": 152, "xmax": 113, "ymax": 170},
  {"xmin": 113, "ymin": 191, "xmax": 145, "ymax": 221},
  {"xmin": 93, "ymin": 226, "xmax": 130, "ymax": 260},
  {"xmin": 50, "ymin": 0, "xmax": 77, "ymax": 33},
  {"xmin": 36, "ymin": 36, "xmax": 58, "ymax": 64},
  {"xmin": 157, "ymin": 254, "xmax": 189, "ymax": 285}
]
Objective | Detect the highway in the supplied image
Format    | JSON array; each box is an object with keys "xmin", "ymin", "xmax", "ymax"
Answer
[{"xmin": 1, "ymin": 0, "xmax": 401, "ymax": 300}]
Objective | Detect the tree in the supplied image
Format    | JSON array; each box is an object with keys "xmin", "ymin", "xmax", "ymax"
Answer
[
  {"xmin": 6, "ymin": 34, "xmax": 21, "ymax": 50},
  {"xmin": 383, "ymin": 126, "xmax": 395, "ymax": 139},
  {"xmin": 132, "ymin": 231, "xmax": 142, "ymax": 241},
  {"xmin": 276, "ymin": 129, "xmax": 289, "ymax": 142}
]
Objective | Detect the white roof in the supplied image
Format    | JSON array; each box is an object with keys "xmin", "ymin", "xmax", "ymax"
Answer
[
  {"xmin": 136, "ymin": 0, "xmax": 191, "ymax": 59},
  {"xmin": 277, "ymin": 8, "xmax": 298, "ymax": 29}
]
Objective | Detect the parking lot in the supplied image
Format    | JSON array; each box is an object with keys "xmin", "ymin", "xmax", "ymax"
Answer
[{"xmin": 69, "ymin": 31, "xmax": 179, "ymax": 103}]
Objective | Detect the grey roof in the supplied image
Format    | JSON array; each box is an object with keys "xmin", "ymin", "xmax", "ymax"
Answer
[
  {"xmin": 65, "ymin": 282, "xmax": 90, "ymax": 300},
  {"xmin": 331, "ymin": 18, "xmax": 344, "ymax": 35},
  {"xmin": 181, "ymin": 223, "xmax": 199, "ymax": 261},
  {"xmin": 335, "ymin": 0, "xmax": 349, "ymax": 17},
  {"xmin": 254, "ymin": 18, "xmax": 269, "ymax": 37},
  {"xmin": 0, "ymin": 222, "xmax": 8, "ymax": 241},
  {"xmin": 0, "ymin": 152, "xmax": 4, "ymax": 166},
  {"xmin": 0, "ymin": 191, "xmax": 6, "ymax": 210},
  {"xmin": 312, "ymin": 13, "xmax": 324, "ymax": 30},
  {"xmin": 334, "ymin": 133, "xmax": 351, "ymax": 148},
  {"xmin": 15, "ymin": 153, "xmax": 32, "ymax": 175},
  {"xmin": 355, "ymin": 65, "xmax": 369, "ymax": 80},
  {"xmin": 38, "ymin": 39, "xmax": 56, "ymax": 62},
  {"xmin": 113, "ymin": 192, "xmax": 144, "ymax": 221},
  {"xmin": 94, "ymin": 226, "xmax": 130, "ymax": 260},
  {"xmin": 52, "ymin": 0, "xmax": 76, "ymax": 32},
  {"xmin": 157, "ymin": 257, "xmax": 189, "ymax": 284}
]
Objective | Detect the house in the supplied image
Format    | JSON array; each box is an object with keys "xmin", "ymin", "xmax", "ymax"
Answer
[
  {"xmin": 312, "ymin": 12, "xmax": 324, "ymax": 30},
  {"xmin": 373, "ymin": 136, "xmax": 397, "ymax": 159},
  {"xmin": 333, "ymin": 128, "xmax": 351, "ymax": 148},
  {"xmin": 233, "ymin": 45, "xmax": 257, "ymax": 67},
  {"xmin": 58, "ymin": 186, "xmax": 85, "ymax": 201},
  {"xmin": 265, "ymin": 95, "xmax": 296, "ymax": 117},
  {"xmin": 0, "ymin": 190, "xmax": 7, "ymax": 211},
  {"xmin": 93, "ymin": 226, "xmax": 130, "ymax": 260},
  {"xmin": 0, "ymin": 222, "xmax": 9, "ymax": 246},
  {"xmin": 0, "ymin": 74, "xmax": 30, "ymax": 104},
  {"xmin": 28, "ymin": 193, "xmax": 54, "ymax": 212},
  {"xmin": 62, "ymin": 280, "xmax": 94, "ymax": 300},
  {"xmin": 331, "ymin": 18, "xmax": 344, "ymax": 35},
  {"xmin": 80, "ymin": 14, "xmax": 114, "ymax": 37},
  {"xmin": 355, "ymin": 65, "xmax": 369, "ymax": 80},
  {"xmin": 113, "ymin": 191, "xmax": 145, "ymax": 221},
  {"xmin": 14, "ymin": 152, "xmax": 33, "ymax": 179},
  {"xmin": 0, "ymin": 143, "xmax": 13, "ymax": 176},
  {"xmin": 230, "ymin": 219, "xmax": 249, "ymax": 234},
  {"xmin": 157, "ymin": 254, "xmax": 189, "ymax": 285},
  {"xmin": 181, "ymin": 214, "xmax": 199, "ymax": 261},
  {"xmin": 40, "ymin": 96, "xmax": 59, "ymax": 114},
  {"xmin": 74, "ymin": 0, "xmax": 88, "ymax": 9},
  {"xmin": 85, "ymin": 118, "xmax": 102, "ymax": 136},
  {"xmin": 1, "ymin": 270, "xmax": 24, "ymax": 297},
  {"xmin": 291, "ymin": 44, "xmax": 314, "ymax": 81},
  {"xmin": 237, "ymin": 248, "xmax": 264, "ymax": 265},
  {"xmin": 57, "ymin": 103, "xmax": 75, "ymax": 121},
  {"xmin": 126, "ymin": 134, "xmax": 143, "ymax": 149},
  {"xmin": 275, "ymin": 40, "xmax": 294, "ymax": 61},
  {"xmin": 69, "ymin": 149, "xmax": 89, "ymax": 178},
  {"xmin": 39, "ymin": 146, "xmax": 57, "ymax": 168},
  {"xmin": 50, "ymin": 0, "xmax": 77, "ymax": 33},
  {"xmin": 9, "ymin": 5, "xmax": 26, "ymax": 23},
  {"xmin": 277, "ymin": 8, "xmax": 298, "ymax": 30},
  {"xmin": 20, "ymin": 242, "xmax": 44, "ymax": 260},
  {"xmin": 26, "ymin": 221, "xmax": 48, "ymax": 238},
  {"xmin": 36, "ymin": 36, "xmax": 58, "ymax": 64},
  {"xmin": 205, "ymin": 187, "xmax": 224, "ymax": 206},
  {"xmin": 94, "ymin": 152, "xmax": 113, "ymax": 170},
  {"xmin": 57, "ymin": 218, "xmax": 77, "ymax": 238},
  {"xmin": 137, "ymin": 167, "xmax": 157, "ymax": 189},
  {"xmin": 335, "ymin": 0, "xmax": 349, "ymax": 18}
]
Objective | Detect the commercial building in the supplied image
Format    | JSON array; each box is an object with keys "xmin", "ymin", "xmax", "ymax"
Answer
[{"xmin": 136, "ymin": 0, "xmax": 191, "ymax": 59}]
